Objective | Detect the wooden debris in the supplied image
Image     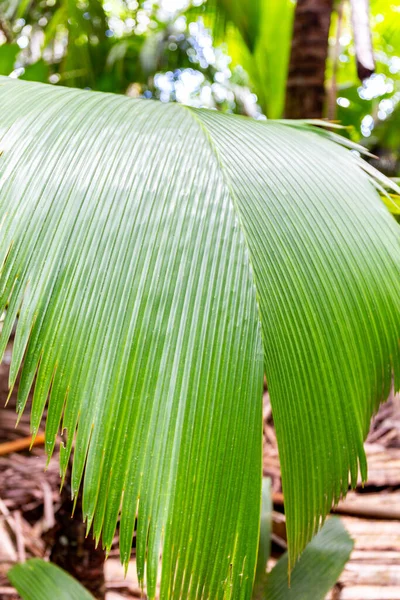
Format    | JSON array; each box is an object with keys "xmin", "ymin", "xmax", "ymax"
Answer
[
  {"xmin": 333, "ymin": 490, "xmax": 400, "ymax": 521},
  {"xmin": 0, "ymin": 434, "xmax": 45, "ymax": 457}
]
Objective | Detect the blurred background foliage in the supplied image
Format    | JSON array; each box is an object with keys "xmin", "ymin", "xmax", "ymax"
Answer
[{"xmin": 0, "ymin": 0, "xmax": 399, "ymax": 174}]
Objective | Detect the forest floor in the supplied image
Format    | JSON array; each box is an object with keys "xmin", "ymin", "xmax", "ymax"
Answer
[{"xmin": 0, "ymin": 340, "xmax": 399, "ymax": 599}]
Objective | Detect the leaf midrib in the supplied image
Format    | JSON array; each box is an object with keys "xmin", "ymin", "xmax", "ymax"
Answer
[{"xmin": 182, "ymin": 105, "xmax": 265, "ymax": 357}]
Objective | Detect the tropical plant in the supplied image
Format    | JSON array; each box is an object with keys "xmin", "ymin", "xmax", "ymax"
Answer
[
  {"xmin": 263, "ymin": 518, "xmax": 353, "ymax": 600},
  {"xmin": 8, "ymin": 483, "xmax": 353, "ymax": 600},
  {"xmin": 8, "ymin": 559, "xmax": 96, "ymax": 600},
  {"xmin": 327, "ymin": 0, "xmax": 400, "ymax": 143},
  {"xmin": 2, "ymin": 0, "xmax": 399, "ymax": 128},
  {"xmin": 196, "ymin": 0, "xmax": 295, "ymax": 117},
  {"xmin": 0, "ymin": 0, "xmax": 259, "ymax": 114},
  {"xmin": 0, "ymin": 72, "xmax": 399, "ymax": 599}
]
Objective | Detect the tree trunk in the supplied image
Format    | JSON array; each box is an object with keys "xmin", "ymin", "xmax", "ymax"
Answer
[{"xmin": 285, "ymin": 0, "xmax": 334, "ymax": 119}]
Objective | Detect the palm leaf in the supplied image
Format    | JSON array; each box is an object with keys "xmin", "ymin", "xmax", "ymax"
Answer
[
  {"xmin": 192, "ymin": 0, "xmax": 295, "ymax": 117},
  {"xmin": 265, "ymin": 518, "xmax": 353, "ymax": 600},
  {"xmin": 0, "ymin": 76, "xmax": 263, "ymax": 599},
  {"xmin": 8, "ymin": 559, "xmax": 95, "ymax": 600},
  {"xmin": 0, "ymin": 77, "xmax": 399, "ymax": 598}
]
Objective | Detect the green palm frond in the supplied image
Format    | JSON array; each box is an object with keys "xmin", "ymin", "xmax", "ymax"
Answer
[
  {"xmin": 0, "ymin": 77, "xmax": 399, "ymax": 598},
  {"xmin": 7, "ymin": 521, "xmax": 352, "ymax": 600}
]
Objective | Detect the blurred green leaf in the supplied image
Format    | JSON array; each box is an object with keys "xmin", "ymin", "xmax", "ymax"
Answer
[
  {"xmin": 8, "ymin": 559, "xmax": 95, "ymax": 600},
  {"xmin": 211, "ymin": 0, "xmax": 262, "ymax": 52},
  {"xmin": 20, "ymin": 59, "xmax": 49, "ymax": 82},
  {"xmin": 15, "ymin": 0, "xmax": 31, "ymax": 19},
  {"xmin": 265, "ymin": 518, "xmax": 353, "ymax": 600},
  {"xmin": 191, "ymin": 0, "xmax": 296, "ymax": 117},
  {"xmin": 0, "ymin": 43, "xmax": 18, "ymax": 75}
]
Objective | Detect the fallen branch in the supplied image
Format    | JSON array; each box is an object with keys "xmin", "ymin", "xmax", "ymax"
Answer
[
  {"xmin": 332, "ymin": 502, "xmax": 400, "ymax": 521},
  {"xmin": 0, "ymin": 434, "xmax": 46, "ymax": 457},
  {"xmin": 272, "ymin": 492, "xmax": 400, "ymax": 521}
]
